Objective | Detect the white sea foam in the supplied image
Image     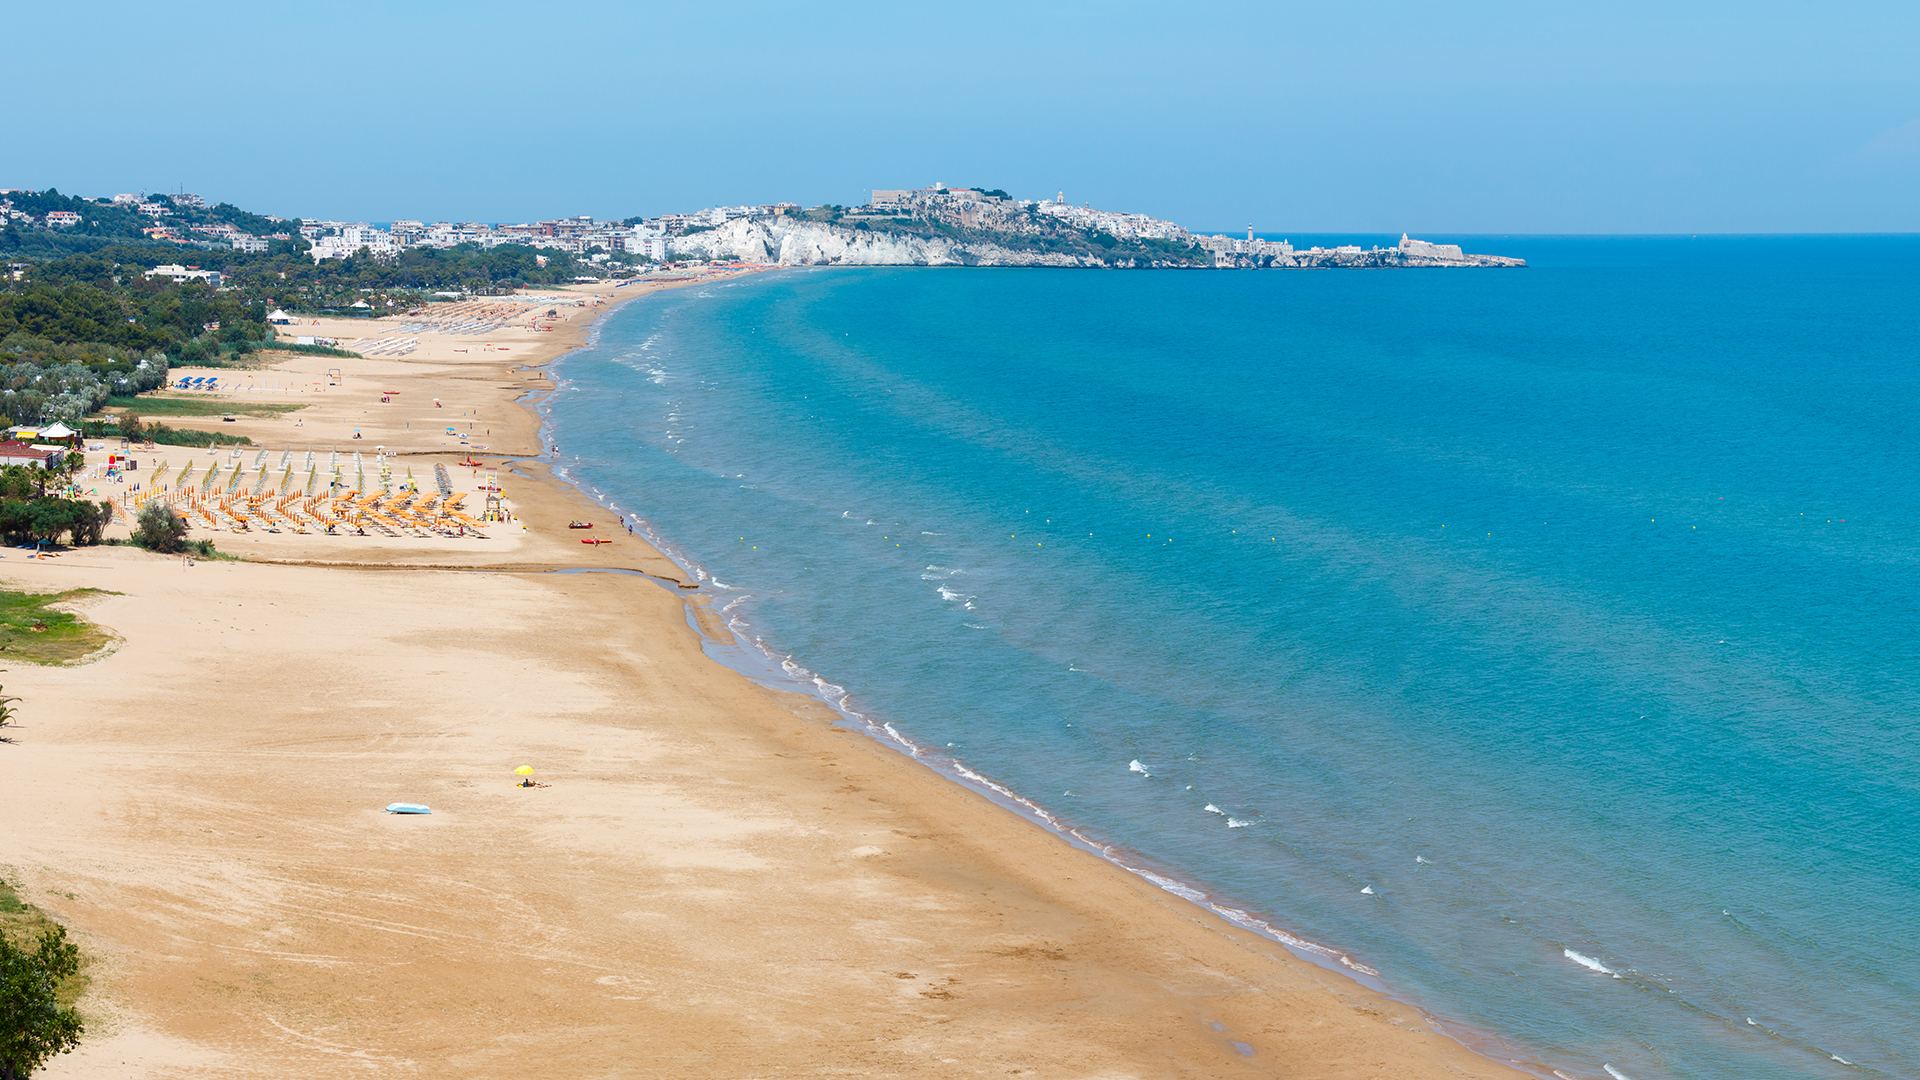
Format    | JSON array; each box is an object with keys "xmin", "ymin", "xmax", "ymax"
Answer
[
  {"xmin": 1226, "ymin": 818, "xmax": 1252, "ymax": 828},
  {"xmin": 1831, "ymin": 1054, "xmax": 1853, "ymax": 1065},
  {"xmin": 937, "ymin": 585, "xmax": 965, "ymax": 603},
  {"xmin": 1360, "ymin": 885, "xmax": 1374, "ymax": 894},
  {"xmin": 1339, "ymin": 955, "xmax": 1381, "ymax": 977},
  {"xmin": 1603, "ymin": 1066, "xmax": 1636, "ymax": 1080},
  {"xmin": 1416, "ymin": 855, "xmax": 1433, "ymax": 864},
  {"xmin": 1204, "ymin": 804, "xmax": 1224, "ymax": 814},
  {"xmin": 1129, "ymin": 759, "xmax": 1151, "ymax": 777},
  {"xmin": 1564, "ymin": 949, "xmax": 1620, "ymax": 977}
]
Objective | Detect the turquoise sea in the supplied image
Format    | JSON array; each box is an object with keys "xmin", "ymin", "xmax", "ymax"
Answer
[{"xmin": 544, "ymin": 237, "xmax": 1920, "ymax": 1080}]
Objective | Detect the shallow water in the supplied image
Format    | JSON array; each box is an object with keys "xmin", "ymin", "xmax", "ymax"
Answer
[{"xmin": 547, "ymin": 239, "xmax": 1920, "ymax": 1080}]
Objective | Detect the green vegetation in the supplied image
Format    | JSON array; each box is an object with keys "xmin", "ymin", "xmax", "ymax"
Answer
[
  {"xmin": 139, "ymin": 425, "xmax": 250, "ymax": 448},
  {"xmin": 105, "ymin": 396, "xmax": 303, "ymax": 419},
  {"xmin": 0, "ymin": 464, "xmax": 112, "ymax": 550},
  {"xmin": 257, "ymin": 341, "xmax": 359, "ymax": 359},
  {"xmin": 132, "ymin": 500, "xmax": 187, "ymax": 554},
  {"xmin": 0, "ymin": 875, "xmax": 86, "ymax": 1078},
  {"xmin": 0, "ymin": 590, "xmax": 115, "ymax": 665},
  {"xmin": 81, "ymin": 420, "xmax": 250, "ymax": 448}
]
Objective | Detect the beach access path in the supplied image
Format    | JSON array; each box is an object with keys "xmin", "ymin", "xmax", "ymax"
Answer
[{"xmin": 2, "ymin": 275, "xmax": 1533, "ymax": 1079}]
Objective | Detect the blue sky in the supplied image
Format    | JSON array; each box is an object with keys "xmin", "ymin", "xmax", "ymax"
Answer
[{"xmin": 7, "ymin": 1, "xmax": 1918, "ymax": 232}]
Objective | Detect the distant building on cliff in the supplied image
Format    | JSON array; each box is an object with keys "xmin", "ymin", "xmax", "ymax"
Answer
[{"xmin": 1399, "ymin": 234, "xmax": 1466, "ymax": 261}]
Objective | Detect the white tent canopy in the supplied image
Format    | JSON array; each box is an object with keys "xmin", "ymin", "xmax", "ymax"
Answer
[{"xmin": 40, "ymin": 421, "xmax": 77, "ymax": 439}]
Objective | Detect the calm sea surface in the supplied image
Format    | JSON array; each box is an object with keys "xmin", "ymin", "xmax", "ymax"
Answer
[{"xmin": 545, "ymin": 237, "xmax": 1920, "ymax": 1080}]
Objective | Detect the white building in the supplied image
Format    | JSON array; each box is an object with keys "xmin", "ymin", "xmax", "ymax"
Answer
[
  {"xmin": 310, "ymin": 225, "xmax": 400, "ymax": 261},
  {"xmin": 231, "ymin": 235, "xmax": 269, "ymax": 253},
  {"xmin": 628, "ymin": 234, "xmax": 667, "ymax": 261},
  {"xmin": 44, "ymin": 211, "xmax": 82, "ymax": 228},
  {"xmin": 145, "ymin": 264, "xmax": 223, "ymax": 286},
  {"xmin": 1399, "ymin": 234, "xmax": 1465, "ymax": 261}
]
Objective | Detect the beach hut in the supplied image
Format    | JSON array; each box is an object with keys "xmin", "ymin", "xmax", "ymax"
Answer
[{"xmin": 40, "ymin": 421, "xmax": 79, "ymax": 446}]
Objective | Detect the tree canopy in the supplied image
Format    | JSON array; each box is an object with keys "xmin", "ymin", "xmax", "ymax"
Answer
[{"xmin": 0, "ymin": 924, "xmax": 84, "ymax": 1079}]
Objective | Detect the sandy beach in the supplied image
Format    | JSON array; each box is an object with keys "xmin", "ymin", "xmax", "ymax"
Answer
[{"xmin": 2, "ymin": 276, "xmax": 1534, "ymax": 1079}]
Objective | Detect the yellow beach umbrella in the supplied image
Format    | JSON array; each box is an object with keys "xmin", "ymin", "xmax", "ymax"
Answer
[{"xmin": 514, "ymin": 766, "xmax": 534, "ymax": 776}]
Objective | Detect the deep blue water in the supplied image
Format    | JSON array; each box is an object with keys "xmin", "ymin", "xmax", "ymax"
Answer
[{"xmin": 546, "ymin": 238, "xmax": 1920, "ymax": 1080}]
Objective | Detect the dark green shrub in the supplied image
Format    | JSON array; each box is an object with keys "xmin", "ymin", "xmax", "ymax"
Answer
[{"xmin": 132, "ymin": 500, "xmax": 187, "ymax": 553}]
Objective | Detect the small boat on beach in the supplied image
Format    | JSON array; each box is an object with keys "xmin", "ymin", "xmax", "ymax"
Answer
[
  {"xmin": 580, "ymin": 537, "xmax": 611, "ymax": 545},
  {"xmin": 568, "ymin": 521, "xmax": 593, "ymax": 529},
  {"xmin": 384, "ymin": 803, "xmax": 431, "ymax": 814}
]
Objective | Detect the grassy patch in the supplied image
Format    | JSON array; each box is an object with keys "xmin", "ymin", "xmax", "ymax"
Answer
[
  {"xmin": 0, "ymin": 588, "xmax": 116, "ymax": 665},
  {"xmin": 0, "ymin": 874, "xmax": 89, "ymax": 1008},
  {"xmin": 259, "ymin": 342, "xmax": 361, "ymax": 359},
  {"xmin": 146, "ymin": 425, "xmax": 253, "ymax": 448},
  {"xmin": 106, "ymin": 395, "xmax": 307, "ymax": 419}
]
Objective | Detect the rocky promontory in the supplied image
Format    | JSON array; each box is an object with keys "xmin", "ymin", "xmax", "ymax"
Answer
[{"xmin": 663, "ymin": 187, "xmax": 1524, "ymax": 269}]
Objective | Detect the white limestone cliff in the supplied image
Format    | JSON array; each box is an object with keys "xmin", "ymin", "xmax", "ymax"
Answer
[{"xmin": 668, "ymin": 218, "xmax": 1118, "ymax": 267}]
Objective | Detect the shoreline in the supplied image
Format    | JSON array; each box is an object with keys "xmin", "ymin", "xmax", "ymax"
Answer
[
  {"xmin": 532, "ymin": 276, "xmax": 1557, "ymax": 1078},
  {"xmin": 1, "ymin": 272, "xmax": 1541, "ymax": 1079}
]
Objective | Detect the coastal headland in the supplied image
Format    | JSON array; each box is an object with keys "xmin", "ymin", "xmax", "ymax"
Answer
[
  {"xmin": 2, "ymin": 272, "xmax": 1534, "ymax": 1079},
  {"xmin": 668, "ymin": 189, "xmax": 1526, "ymax": 269}
]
